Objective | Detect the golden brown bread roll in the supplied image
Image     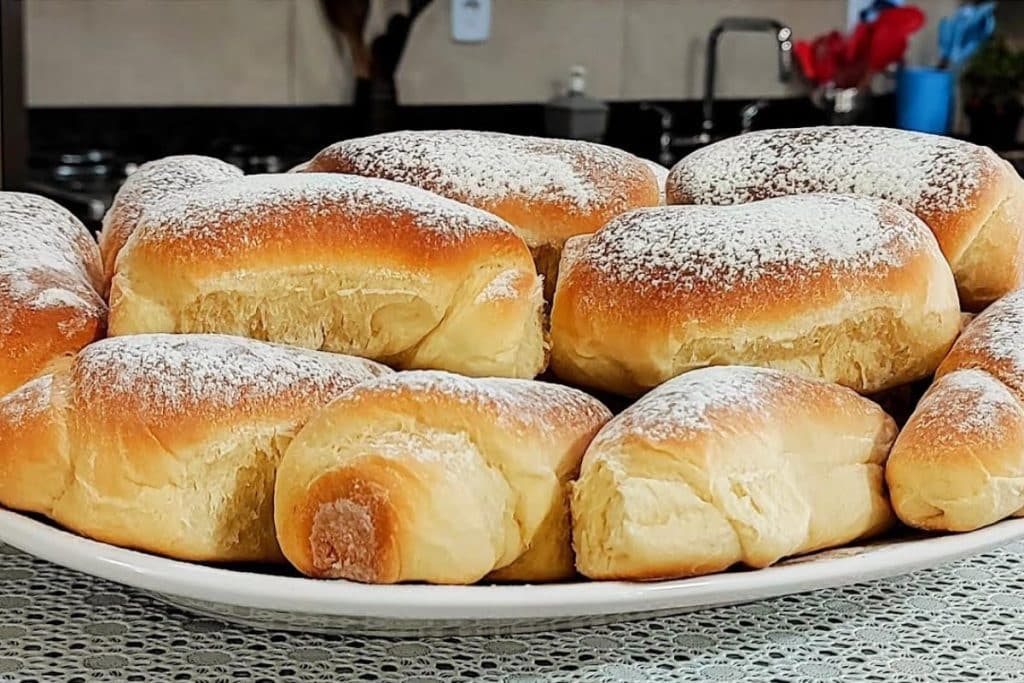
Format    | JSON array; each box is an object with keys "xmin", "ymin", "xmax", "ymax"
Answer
[
  {"xmin": 887, "ymin": 289, "xmax": 1024, "ymax": 531},
  {"xmin": 108, "ymin": 173, "xmax": 546, "ymax": 379},
  {"xmin": 303, "ymin": 130, "xmax": 660, "ymax": 297},
  {"xmin": 0, "ymin": 334, "xmax": 390, "ymax": 562},
  {"xmin": 936, "ymin": 288, "xmax": 1024, "ymax": 395},
  {"xmin": 666, "ymin": 126, "xmax": 1024, "ymax": 310},
  {"xmin": 275, "ymin": 370, "xmax": 611, "ymax": 584},
  {"xmin": 550, "ymin": 194, "xmax": 961, "ymax": 396},
  {"xmin": 98, "ymin": 155, "xmax": 242, "ymax": 289},
  {"xmin": 572, "ymin": 366, "xmax": 896, "ymax": 581},
  {"xmin": 0, "ymin": 192, "xmax": 106, "ymax": 398}
]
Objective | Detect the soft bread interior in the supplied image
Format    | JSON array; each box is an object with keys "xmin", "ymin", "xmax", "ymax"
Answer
[
  {"xmin": 0, "ymin": 371, "xmax": 73, "ymax": 514},
  {"xmin": 887, "ymin": 369, "xmax": 1024, "ymax": 531},
  {"xmin": 276, "ymin": 410, "xmax": 574, "ymax": 584},
  {"xmin": 297, "ymin": 426, "xmax": 520, "ymax": 584},
  {"xmin": 274, "ymin": 374, "xmax": 603, "ymax": 585},
  {"xmin": 0, "ymin": 365, "xmax": 315, "ymax": 563},
  {"xmin": 555, "ymin": 295, "xmax": 959, "ymax": 397},
  {"xmin": 573, "ymin": 424, "xmax": 892, "ymax": 580},
  {"xmin": 951, "ymin": 176, "xmax": 1024, "ymax": 311},
  {"xmin": 111, "ymin": 262, "xmax": 546, "ymax": 379},
  {"xmin": 52, "ymin": 425, "xmax": 296, "ymax": 562},
  {"xmin": 571, "ymin": 370, "xmax": 896, "ymax": 581}
]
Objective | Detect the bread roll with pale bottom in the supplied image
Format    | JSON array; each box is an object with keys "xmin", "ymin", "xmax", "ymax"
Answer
[
  {"xmin": 572, "ymin": 366, "xmax": 896, "ymax": 581},
  {"xmin": 0, "ymin": 334, "xmax": 389, "ymax": 562},
  {"xmin": 550, "ymin": 194, "xmax": 961, "ymax": 396},
  {"xmin": 887, "ymin": 289, "xmax": 1024, "ymax": 531},
  {"xmin": 275, "ymin": 370, "xmax": 611, "ymax": 584},
  {"xmin": 109, "ymin": 173, "xmax": 546, "ymax": 379}
]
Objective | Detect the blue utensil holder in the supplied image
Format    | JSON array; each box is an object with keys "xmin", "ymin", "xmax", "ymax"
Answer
[{"xmin": 897, "ymin": 67, "xmax": 954, "ymax": 134}]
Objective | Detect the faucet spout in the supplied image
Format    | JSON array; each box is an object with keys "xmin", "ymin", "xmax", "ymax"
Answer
[
  {"xmin": 777, "ymin": 25, "xmax": 794, "ymax": 82},
  {"xmin": 702, "ymin": 17, "xmax": 793, "ymax": 139}
]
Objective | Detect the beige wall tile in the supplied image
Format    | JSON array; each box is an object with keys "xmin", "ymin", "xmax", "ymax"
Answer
[
  {"xmin": 622, "ymin": 0, "xmax": 841, "ymax": 101},
  {"xmin": 24, "ymin": 0, "xmax": 971, "ymax": 107},
  {"xmin": 397, "ymin": 0, "xmax": 627, "ymax": 105},
  {"xmin": 26, "ymin": 0, "xmax": 292, "ymax": 106},
  {"xmin": 291, "ymin": 0, "xmax": 353, "ymax": 105}
]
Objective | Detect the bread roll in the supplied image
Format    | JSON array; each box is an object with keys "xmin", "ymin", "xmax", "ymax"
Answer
[
  {"xmin": 275, "ymin": 370, "xmax": 611, "ymax": 584},
  {"xmin": 304, "ymin": 130, "xmax": 660, "ymax": 297},
  {"xmin": 936, "ymin": 288, "xmax": 1024, "ymax": 395},
  {"xmin": 572, "ymin": 366, "xmax": 896, "ymax": 580},
  {"xmin": 0, "ymin": 334, "xmax": 389, "ymax": 562},
  {"xmin": 887, "ymin": 289, "xmax": 1024, "ymax": 531},
  {"xmin": 0, "ymin": 192, "xmax": 106, "ymax": 398},
  {"xmin": 108, "ymin": 173, "xmax": 546, "ymax": 379},
  {"xmin": 550, "ymin": 194, "xmax": 961, "ymax": 396},
  {"xmin": 98, "ymin": 155, "xmax": 241, "ymax": 289},
  {"xmin": 666, "ymin": 126, "xmax": 1024, "ymax": 310}
]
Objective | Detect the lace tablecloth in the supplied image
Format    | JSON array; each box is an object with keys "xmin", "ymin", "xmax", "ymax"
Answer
[{"xmin": 2, "ymin": 540, "xmax": 1024, "ymax": 682}]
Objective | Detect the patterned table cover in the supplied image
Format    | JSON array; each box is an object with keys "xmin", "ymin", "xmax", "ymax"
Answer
[{"xmin": 1, "ymin": 540, "xmax": 1024, "ymax": 683}]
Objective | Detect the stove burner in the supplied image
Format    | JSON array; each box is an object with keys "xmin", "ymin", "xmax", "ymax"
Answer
[
  {"xmin": 59, "ymin": 150, "xmax": 114, "ymax": 165},
  {"xmin": 26, "ymin": 144, "xmax": 310, "ymax": 231}
]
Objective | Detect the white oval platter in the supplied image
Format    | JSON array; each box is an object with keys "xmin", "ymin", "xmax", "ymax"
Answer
[{"xmin": 2, "ymin": 508, "xmax": 1022, "ymax": 636}]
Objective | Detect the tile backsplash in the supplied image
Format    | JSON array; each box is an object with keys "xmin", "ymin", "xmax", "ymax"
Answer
[{"xmin": 27, "ymin": 0, "xmax": 958, "ymax": 107}]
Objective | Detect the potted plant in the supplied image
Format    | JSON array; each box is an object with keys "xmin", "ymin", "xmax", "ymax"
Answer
[{"xmin": 962, "ymin": 37, "xmax": 1024, "ymax": 149}]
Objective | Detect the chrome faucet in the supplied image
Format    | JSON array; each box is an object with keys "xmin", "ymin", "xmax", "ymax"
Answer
[
  {"xmin": 702, "ymin": 18, "xmax": 793, "ymax": 141},
  {"xmin": 740, "ymin": 99, "xmax": 769, "ymax": 134},
  {"xmin": 640, "ymin": 103, "xmax": 675, "ymax": 168}
]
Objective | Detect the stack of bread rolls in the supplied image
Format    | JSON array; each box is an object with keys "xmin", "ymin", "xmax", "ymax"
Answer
[{"xmin": 1, "ymin": 125, "xmax": 1022, "ymax": 585}]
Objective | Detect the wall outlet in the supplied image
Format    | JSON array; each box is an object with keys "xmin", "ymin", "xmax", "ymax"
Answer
[{"xmin": 451, "ymin": 0, "xmax": 491, "ymax": 43}]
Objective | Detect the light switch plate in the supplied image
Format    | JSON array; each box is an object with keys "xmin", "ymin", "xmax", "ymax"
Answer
[{"xmin": 451, "ymin": 0, "xmax": 491, "ymax": 43}]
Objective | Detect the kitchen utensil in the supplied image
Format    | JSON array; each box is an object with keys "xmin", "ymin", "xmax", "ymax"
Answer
[{"xmin": 938, "ymin": 2, "xmax": 996, "ymax": 69}]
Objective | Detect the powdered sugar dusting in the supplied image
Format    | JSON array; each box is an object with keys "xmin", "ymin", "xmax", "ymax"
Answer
[
  {"xmin": 30, "ymin": 288, "xmax": 89, "ymax": 309},
  {"xmin": 132, "ymin": 173, "xmax": 513, "ymax": 250},
  {"xmin": 474, "ymin": 269, "xmax": 523, "ymax": 304},
  {"xmin": 668, "ymin": 126, "xmax": 993, "ymax": 216},
  {"xmin": 364, "ymin": 428, "xmax": 483, "ymax": 468},
  {"xmin": 578, "ymin": 194, "xmax": 922, "ymax": 294},
  {"xmin": 355, "ymin": 370, "xmax": 611, "ymax": 429},
  {"xmin": 0, "ymin": 192, "xmax": 104, "ymax": 334},
  {"xmin": 592, "ymin": 366, "xmax": 790, "ymax": 445},
  {"xmin": 0, "ymin": 373, "xmax": 53, "ymax": 426},
  {"xmin": 309, "ymin": 130, "xmax": 651, "ymax": 210},
  {"xmin": 948, "ymin": 289, "xmax": 1024, "ymax": 396},
  {"xmin": 72, "ymin": 334, "xmax": 390, "ymax": 419},
  {"xmin": 101, "ymin": 155, "xmax": 241, "ymax": 238},
  {"xmin": 914, "ymin": 369, "xmax": 1024, "ymax": 443}
]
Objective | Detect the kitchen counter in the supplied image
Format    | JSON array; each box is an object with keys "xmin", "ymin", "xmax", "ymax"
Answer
[{"xmin": 2, "ymin": 540, "xmax": 1024, "ymax": 681}]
